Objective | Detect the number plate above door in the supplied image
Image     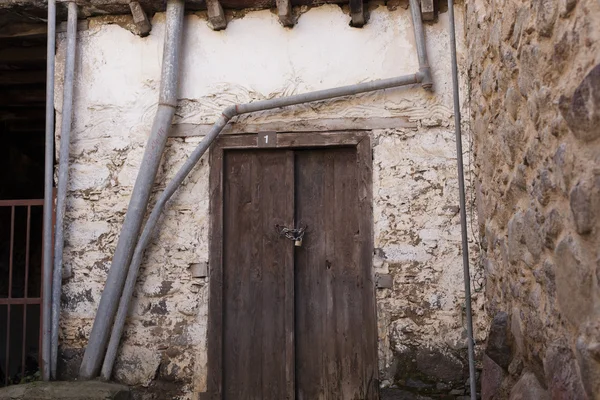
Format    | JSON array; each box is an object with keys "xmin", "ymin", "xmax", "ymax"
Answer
[{"xmin": 257, "ymin": 131, "xmax": 277, "ymax": 148}]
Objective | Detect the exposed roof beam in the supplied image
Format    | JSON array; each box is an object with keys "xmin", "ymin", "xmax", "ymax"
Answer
[
  {"xmin": 0, "ymin": 20, "xmax": 88, "ymax": 38},
  {"xmin": 206, "ymin": 0, "xmax": 227, "ymax": 30},
  {"xmin": 349, "ymin": 0, "xmax": 365, "ymax": 27},
  {"xmin": 129, "ymin": 1, "xmax": 152, "ymax": 36},
  {"xmin": 0, "ymin": 46, "xmax": 46, "ymax": 63},
  {"xmin": 0, "ymin": 89, "xmax": 46, "ymax": 106},
  {"xmin": 0, "ymin": 70, "xmax": 46, "ymax": 86},
  {"xmin": 276, "ymin": 0, "xmax": 294, "ymax": 27},
  {"xmin": 421, "ymin": 0, "xmax": 435, "ymax": 21},
  {"xmin": 0, "ymin": 108, "xmax": 45, "ymax": 121}
]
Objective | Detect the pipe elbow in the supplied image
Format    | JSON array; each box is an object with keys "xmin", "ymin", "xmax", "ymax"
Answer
[
  {"xmin": 222, "ymin": 105, "xmax": 238, "ymax": 119},
  {"xmin": 417, "ymin": 67, "xmax": 433, "ymax": 91}
]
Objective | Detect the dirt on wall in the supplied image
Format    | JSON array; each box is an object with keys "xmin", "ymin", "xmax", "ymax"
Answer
[{"xmin": 466, "ymin": 0, "xmax": 600, "ymax": 397}]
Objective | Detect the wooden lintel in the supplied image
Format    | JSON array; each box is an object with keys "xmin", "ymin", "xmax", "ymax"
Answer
[
  {"xmin": 129, "ymin": 1, "xmax": 152, "ymax": 36},
  {"xmin": 206, "ymin": 0, "xmax": 227, "ymax": 31},
  {"xmin": 276, "ymin": 0, "xmax": 294, "ymax": 27},
  {"xmin": 421, "ymin": 0, "xmax": 435, "ymax": 21},
  {"xmin": 169, "ymin": 117, "xmax": 417, "ymax": 137},
  {"xmin": 349, "ymin": 0, "xmax": 365, "ymax": 27}
]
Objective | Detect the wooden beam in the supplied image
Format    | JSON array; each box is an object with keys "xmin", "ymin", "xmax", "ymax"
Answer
[
  {"xmin": 0, "ymin": 109, "xmax": 46, "ymax": 122},
  {"xmin": 129, "ymin": 1, "xmax": 152, "ymax": 36},
  {"xmin": 349, "ymin": 0, "xmax": 365, "ymax": 27},
  {"xmin": 0, "ymin": 89, "xmax": 46, "ymax": 106},
  {"xmin": 421, "ymin": 0, "xmax": 435, "ymax": 21},
  {"xmin": 276, "ymin": 0, "xmax": 294, "ymax": 27},
  {"xmin": 0, "ymin": 70, "xmax": 46, "ymax": 86},
  {"xmin": 206, "ymin": 0, "xmax": 227, "ymax": 31},
  {"xmin": 169, "ymin": 117, "xmax": 417, "ymax": 137},
  {"xmin": 0, "ymin": 20, "xmax": 88, "ymax": 39},
  {"xmin": 0, "ymin": 47, "xmax": 46, "ymax": 64}
]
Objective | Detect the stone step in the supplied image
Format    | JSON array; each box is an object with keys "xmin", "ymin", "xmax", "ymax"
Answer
[{"xmin": 0, "ymin": 380, "xmax": 129, "ymax": 400}]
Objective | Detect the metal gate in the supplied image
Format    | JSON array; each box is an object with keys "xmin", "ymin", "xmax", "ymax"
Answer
[{"xmin": 0, "ymin": 199, "xmax": 47, "ymax": 385}]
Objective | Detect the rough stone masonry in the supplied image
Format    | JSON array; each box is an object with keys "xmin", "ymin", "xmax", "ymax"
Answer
[{"xmin": 466, "ymin": 0, "xmax": 600, "ymax": 397}]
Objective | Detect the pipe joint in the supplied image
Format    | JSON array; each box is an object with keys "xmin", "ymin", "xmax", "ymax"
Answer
[
  {"xmin": 158, "ymin": 101, "xmax": 178, "ymax": 108},
  {"xmin": 222, "ymin": 105, "xmax": 238, "ymax": 119},
  {"xmin": 418, "ymin": 66, "xmax": 433, "ymax": 90}
]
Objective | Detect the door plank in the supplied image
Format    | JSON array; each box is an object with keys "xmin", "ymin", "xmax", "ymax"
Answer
[
  {"xmin": 221, "ymin": 150, "xmax": 295, "ymax": 400},
  {"xmin": 295, "ymin": 147, "xmax": 378, "ymax": 400}
]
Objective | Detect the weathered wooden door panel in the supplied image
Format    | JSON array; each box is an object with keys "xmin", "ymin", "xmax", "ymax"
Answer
[
  {"xmin": 208, "ymin": 133, "xmax": 376, "ymax": 400},
  {"xmin": 294, "ymin": 148, "xmax": 378, "ymax": 400},
  {"xmin": 222, "ymin": 150, "xmax": 295, "ymax": 400}
]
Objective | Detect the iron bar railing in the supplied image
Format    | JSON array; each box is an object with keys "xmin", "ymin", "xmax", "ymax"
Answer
[{"xmin": 0, "ymin": 199, "xmax": 45, "ymax": 386}]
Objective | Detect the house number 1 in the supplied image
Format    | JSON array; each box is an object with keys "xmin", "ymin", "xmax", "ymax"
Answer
[{"xmin": 258, "ymin": 132, "xmax": 277, "ymax": 148}]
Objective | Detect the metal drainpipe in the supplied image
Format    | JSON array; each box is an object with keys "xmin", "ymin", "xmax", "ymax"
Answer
[
  {"xmin": 408, "ymin": 0, "xmax": 432, "ymax": 90},
  {"xmin": 99, "ymin": 0, "xmax": 433, "ymax": 378},
  {"xmin": 78, "ymin": 0, "xmax": 185, "ymax": 380},
  {"xmin": 41, "ymin": 0, "xmax": 56, "ymax": 382},
  {"xmin": 448, "ymin": 0, "xmax": 477, "ymax": 398},
  {"xmin": 50, "ymin": 1, "xmax": 78, "ymax": 380}
]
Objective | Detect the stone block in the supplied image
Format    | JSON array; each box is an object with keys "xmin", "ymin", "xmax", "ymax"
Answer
[
  {"xmin": 542, "ymin": 208, "xmax": 563, "ymax": 249},
  {"xmin": 523, "ymin": 208, "xmax": 542, "ymax": 261},
  {"xmin": 559, "ymin": 0, "xmax": 577, "ymax": 18},
  {"xmin": 554, "ymin": 236, "xmax": 593, "ymax": 327},
  {"xmin": 511, "ymin": 8, "xmax": 530, "ymax": 49},
  {"xmin": 482, "ymin": 354, "xmax": 505, "ymax": 400},
  {"xmin": 544, "ymin": 340, "xmax": 587, "ymax": 399},
  {"xmin": 576, "ymin": 321, "xmax": 600, "ymax": 399},
  {"xmin": 507, "ymin": 211, "xmax": 525, "ymax": 264},
  {"xmin": 509, "ymin": 372, "xmax": 549, "ymax": 400},
  {"xmin": 559, "ymin": 64, "xmax": 600, "ymax": 142},
  {"xmin": 570, "ymin": 179, "xmax": 595, "ymax": 235},
  {"xmin": 485, "ymin": 311, "xmax": 513, "ymax": 369},
  {"xmin": 505, "ymin": 86, "xmax": 521, "ymax": 121},
  {"xmin": 535, "ymin": 0, "xmax": 558, "ymax": 37}
]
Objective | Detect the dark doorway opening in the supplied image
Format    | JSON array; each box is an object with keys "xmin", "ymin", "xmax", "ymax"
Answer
[{"xmin": 0, "ymin": 9, "xmax": 51, "ymax": 386}]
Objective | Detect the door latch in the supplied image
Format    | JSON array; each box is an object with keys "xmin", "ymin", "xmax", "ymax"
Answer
[{"xmin": 275, "ymin": 225, "xmax": 307, "ymax": 247}]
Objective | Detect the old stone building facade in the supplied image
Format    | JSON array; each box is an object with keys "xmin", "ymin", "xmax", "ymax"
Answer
[
  {"xmin": 50, "ymin": 3, "xmax": 486, "ymax": 398},
  {"xmin": 0, "ymin": 0, "xmax": 598, "ymax": 398}
]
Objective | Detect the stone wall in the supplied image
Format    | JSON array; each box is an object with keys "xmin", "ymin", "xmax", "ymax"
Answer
[
  {"xmin": 54, "ymin": 3, "xmax": 484, "ymax": 398},
  {"xmin": 465, "ymin": 0, "xmax": 600, "ymax": 397}
]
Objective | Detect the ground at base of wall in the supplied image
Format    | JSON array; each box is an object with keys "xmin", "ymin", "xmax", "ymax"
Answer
[{"xmin": 0, "ymin": 380, "xmax": 130, "ymax": 400}]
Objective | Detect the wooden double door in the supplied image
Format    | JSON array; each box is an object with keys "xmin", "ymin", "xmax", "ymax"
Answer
[{"xmin": 207, "ymin": 133, "xmax": 378, "ymax": 400}]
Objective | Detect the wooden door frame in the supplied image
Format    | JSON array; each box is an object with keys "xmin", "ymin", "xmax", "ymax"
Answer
[{"xmin": 205, "ymin": 131, "xmax": 375, "ymax": 399}]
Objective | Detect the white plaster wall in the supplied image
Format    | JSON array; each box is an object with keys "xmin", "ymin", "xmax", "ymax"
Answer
[{"xmin": 55, "ymin": 3, "xmax": 483, "ymax": 397}]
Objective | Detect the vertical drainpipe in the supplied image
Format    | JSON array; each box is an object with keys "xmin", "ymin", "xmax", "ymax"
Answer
[
  {"xmin": 448, "ymin": 0, "xmax": 477, "ymax": 398},
  {"xmin": 41, "ymin": 0, "xmax": 56, "ymax": 381},
  {"xmin": 79, "ymin": 0, "xmax": 186, "ymax": 380},
  {"xmin": 408, "ymin": 0, "xmax": 433, "ymax": 90},
  {"xmin": 50, "ymin": 0, "xmax": 78, "ymax": 380}
]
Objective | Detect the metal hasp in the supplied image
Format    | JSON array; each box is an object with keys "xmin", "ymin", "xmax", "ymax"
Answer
[
  {"xmin": 41, "ymin": 0, "xmax": 56, "ymax": 382},
  {"xmin": 92, "ymin": 0, "xmax": 434, "ymax": 380},
  {"xmin": 51, "ymin": 0, "xmax": 78, "ymax": 380},
  {"xmin": 448, "ymin": 0, "xmax": 477, "ymax": 398},
  {"xmin": 79, "ymin": 0, "xmax": 186, "ymax": 380}
]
